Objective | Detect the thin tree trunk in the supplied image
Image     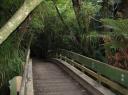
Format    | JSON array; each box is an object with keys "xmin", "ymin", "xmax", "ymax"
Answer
[
  {"xmin": 72, "ymin": 0, "xmax": 83, "ymax": 32},
  {"xmin": 0, "ymin": 0, "xmax": 43, "ymax": 45},
  {"xmin": 52, "ymin": 0, "xmax": 71, "ymax": 33}
]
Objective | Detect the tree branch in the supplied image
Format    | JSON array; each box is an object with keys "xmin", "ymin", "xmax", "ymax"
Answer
[{"xmin": 0, "ymin": 0, "xmax": 43, "ymax": 45}]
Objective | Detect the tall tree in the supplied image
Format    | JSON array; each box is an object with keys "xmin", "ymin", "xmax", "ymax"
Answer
[{"xmin": 72, "ymin": 0, "xmax": 83, "ymax": 32}]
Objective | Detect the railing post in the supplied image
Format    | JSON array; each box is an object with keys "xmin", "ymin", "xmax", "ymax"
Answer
[
  {"xmin": 71, "ymin": 60, "xmax": 75, "ymax": 66},
  {"xmin": 10, "ymin": 76, "xmax": 22, "ymax": 95},
  {"xmin": 59, "ymin": 54, "xmax": 62, "ymax": 59},
  {"xmin": 55, "ymin": 53, "xmax": 58, "ymax": 58},
  {"xmin": 97, "ymin": 72, "xmax": 101, "ymax": 87},
  {"xmin": 91, "ymin": 62, "xmax": 101, "ymax": 86},
  {"xmin": 81, "ymin": 65, "xmax": 85, "ymax": 72},
  {"xmin": 64, "ymin": 56, "xmax": 67, "ymax": 62},
  {"xmin": 121, "ymin": 73, "xmax": 125, "ymax": 83},
  {"xmin": 19, "ymin": 49, "xmax": 34, "ymax": 95}
]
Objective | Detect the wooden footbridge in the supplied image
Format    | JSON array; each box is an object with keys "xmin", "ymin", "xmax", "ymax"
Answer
[
  {"xmin": 9, "ymin": 49, "xmax": 128, "ymax": 95},
  {"xmin": 0, "ymin": 0, "xmax": 128, "ymax": 94},
  {"xmin": 0, "ymin": 0, "xmax": 128, "ymax": 95}
]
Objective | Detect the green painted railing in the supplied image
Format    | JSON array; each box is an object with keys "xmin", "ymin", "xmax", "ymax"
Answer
[{"xmin": 57, "ymin": 49, "xmax": 128, "ymax": 88}]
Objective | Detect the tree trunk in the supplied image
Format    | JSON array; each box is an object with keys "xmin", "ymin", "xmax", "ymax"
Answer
[
  {"xmin": 52, "ymin": 0, "xmax": 71, "ymax": 33},
  {"xmin": 72, "ymin": 0, "xmax": 83, "ymax": 32},
  {"xmin": 0, "ymin": 0, "xmax": 43, "ymax": 45}
]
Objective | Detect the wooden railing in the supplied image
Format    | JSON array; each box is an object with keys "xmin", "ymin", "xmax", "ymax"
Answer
[
  {"xmin": 54, "ymin": 49, "xmax": 128, "ymax": 95},
  {"xmin": 19, "ymin": 50, "xmax": 34, "ymax": 95}
]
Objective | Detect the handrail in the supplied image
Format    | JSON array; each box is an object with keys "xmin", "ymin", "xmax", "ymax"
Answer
[
  {"xmin": 19, "ymin": 50, "xmax": 34, "ymax": 95},
  {"xmin": 54, "ymin": 49, "xmax": 128, "ymax": 95},
  {"xmin": 58, "ymin": 49, "xmax": 128, "ymax": 88}
]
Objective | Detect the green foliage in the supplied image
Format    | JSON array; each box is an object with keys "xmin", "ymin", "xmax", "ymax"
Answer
[
  {"xmin": 0, "ymin": 32, "xmax": 25, "ymax": 88},
  {"xmin": 80, "ymin": 1, "xmax": 101, "ymax": 32},
  {"xmin": 0, "ymin": 0, "xmax": 26, "ymax": 91},
  {"xmin": 101, "ymin": 19, "xmax": 128, "ymax": 34},
  {"xmin": 30, "ymin": 17, "xmax": 44, "ymax": 29},
  {"xmin": 29, "ymin": 0, "xmax": 104, "ymax": 60},
  {"xmin": 82, "ymin": 2, "xmax": 101, "ymax": 17},
  {"xmin": 101, "ymin": 18, "xmax": 128, "ymax": 50}
]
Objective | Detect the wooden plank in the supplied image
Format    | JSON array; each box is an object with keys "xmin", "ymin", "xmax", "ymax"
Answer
[
  {"xmin": 16, "ymin": 76, "xmax": 22, "ymax": 93},
  {"xmin": 9, "ymin": 77, "xmax": 17, "ymax": 95},
  {"xmin": 19, "ymin": 59, "xmax": 34, "ymax": 95},
  {"xmin": 26, "ymin": 59, "xmax": 34, "ymax": 95},
  {"xmin": 19, "ymin": 62, "xmax": 28, "ymax": 95},
  {"xmin": 59, "ymin": 49, "xmax": 128, "ymax": 88},
  {"xmin": 19, "ymin": 50, "xmax": 34, "ymax": 95}
]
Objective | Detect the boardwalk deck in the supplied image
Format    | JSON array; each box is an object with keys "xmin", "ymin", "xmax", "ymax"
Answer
[{"xmin": 33, "ymin": 59, "xmax": 91, "ymax": 95}]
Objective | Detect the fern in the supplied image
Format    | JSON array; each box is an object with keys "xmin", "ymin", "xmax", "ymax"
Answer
[{"xmin": 101, "ymin": 19, "xmax": 128, "ymax": 35}]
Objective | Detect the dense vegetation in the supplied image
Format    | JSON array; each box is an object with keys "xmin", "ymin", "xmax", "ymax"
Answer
[
  {"xmin": 0, "ymin": 0, "xmax": 128, "ymax": 94},
  {"xmin": 30, "ymin": 0, "xmax": 128, "ymax": 69}
]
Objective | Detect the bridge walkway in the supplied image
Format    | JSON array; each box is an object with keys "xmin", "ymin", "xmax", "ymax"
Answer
[{"xmin": 33, "ymin": 59, "xmax": 92, "ymax": 95}]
